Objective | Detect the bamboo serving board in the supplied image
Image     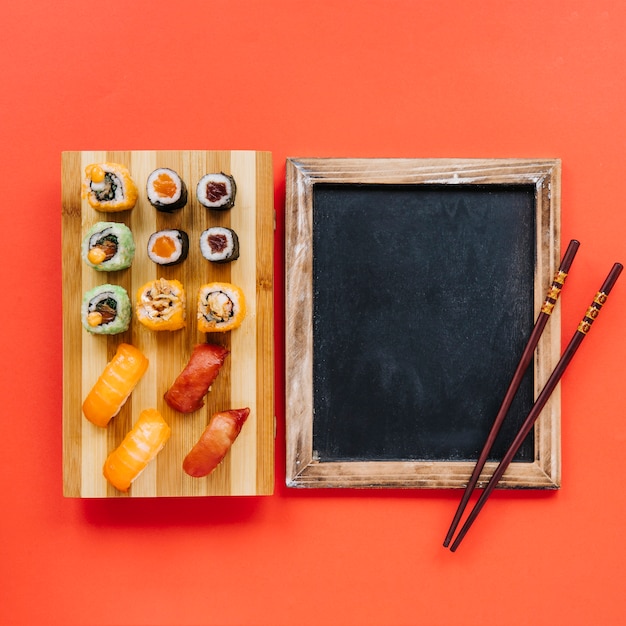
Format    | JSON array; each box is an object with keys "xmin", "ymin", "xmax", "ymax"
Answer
[{"xmin": 62, "ymin": 150, "xmax": 274, "ymax": 497}]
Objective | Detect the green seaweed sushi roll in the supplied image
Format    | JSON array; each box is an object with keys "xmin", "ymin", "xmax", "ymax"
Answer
[
  {"xmin": 81, "ymin": 284, "xmax": 132, "ymax": 335},
  {"xmin": 81, "ymin": 222, "xmax": 135, "ymax": 271}
]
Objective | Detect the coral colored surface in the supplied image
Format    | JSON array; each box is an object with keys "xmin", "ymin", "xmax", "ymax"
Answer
[{"xmin": 2, "ymin": 1, "xmax": 626, "ymax": 624}]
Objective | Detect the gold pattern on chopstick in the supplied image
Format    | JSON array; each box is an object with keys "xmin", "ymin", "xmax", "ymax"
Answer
[
  {"xmin": 577, "ymin": 291, "xmax": 607, "ymax": 334},
  {"xmin": 541, "ymin": 270, "xmax": 569, "ymax": 315}
]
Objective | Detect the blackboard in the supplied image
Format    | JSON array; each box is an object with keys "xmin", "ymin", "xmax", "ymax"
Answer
[{"xmin": 285, "ymin": 158, "xmax": 562, "ymax": 489}]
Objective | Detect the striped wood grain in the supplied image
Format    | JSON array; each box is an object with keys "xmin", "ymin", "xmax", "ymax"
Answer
[{"xmin": 62, "ymin": 150, "xmax": 274, "ymax": 497}]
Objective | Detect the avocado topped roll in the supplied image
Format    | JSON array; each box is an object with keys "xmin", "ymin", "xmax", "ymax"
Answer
[
  {"xmin": 81, "ymin": 222, "xmax": 136, "ymax": 271},
  {"xmin": 81, "ymin": 284, "xmax": 131, "ymax": 335},
  {"xmin": 82, "ymin": 163, "xmax": 138, "ymax": 212},
  {"xmin": 196, "ymin": 172, "xmax": 236, "ymax": 210}
]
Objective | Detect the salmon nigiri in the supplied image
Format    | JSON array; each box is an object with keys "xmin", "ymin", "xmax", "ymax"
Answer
[
  {"xmin": 103, "ymin": 408, "xmax": 171, "ymax": 492},
  {"xmin": 82, "ymin": 343, "xmax": 149, "ymax": 427},
  {"xmin": 183, "ymin": 408, "xmax": 250, "ymax": 477}
]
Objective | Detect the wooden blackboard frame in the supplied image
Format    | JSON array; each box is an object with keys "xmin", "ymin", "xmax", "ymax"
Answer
[{"xmin": 285, "ymin": 158, "xmax": 561, "ymax": 489}]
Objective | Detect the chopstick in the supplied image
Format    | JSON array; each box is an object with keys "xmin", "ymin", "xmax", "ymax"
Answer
[
  {"xmin": 443, "ymin": 239, "xmax": 581, "ymax": 548},
  {"xmin": 448, "ymin": 262, "xmax": 623, "ymax": 552}
]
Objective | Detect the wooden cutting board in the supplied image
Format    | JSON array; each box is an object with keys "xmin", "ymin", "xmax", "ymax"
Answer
[{"xmin": 62, "ymin": 150, "xmax": 274, "ymax": 497}]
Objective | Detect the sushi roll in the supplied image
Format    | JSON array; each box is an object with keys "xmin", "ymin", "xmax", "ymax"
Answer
[
  {"xmin": 199, "ymin": 226, "xmax": 239, "ymax": 263},
  {"xmin": 81, "ymin": 221, "xmax": 135, "ymax": 271},
  {"xmin": 82, "ymin": 163, "xmax": 138, "ymax": 212},
  {"xmin": 81, "ymin": 284, "xmax": 131, "ymax": 335},
  {"xmin": 197, "ymin": 282, "xmax": 246, "ymax": 333},
  {"xmin": 196, "ymin": 172, "xmax": 236, "ymax": 210},
  {"xmin": 146, "ymin": 229, "xmax": 189, "ymax": 266},
  {"xmin": 146, "ymin": 167, "xmax": 188, "ymax": 212},
  {"xmin": 136, "ymin": 278, "xmax": 186, "ymax": 331}
]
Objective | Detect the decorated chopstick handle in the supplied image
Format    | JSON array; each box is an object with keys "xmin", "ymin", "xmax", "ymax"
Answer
[
  {"xmin": 577, "ymin": 262, "xmax": 623, "ymax": 334},
  {"xmin": 541, "ymin": 240, "xmax": 580, "ymax": 315}
]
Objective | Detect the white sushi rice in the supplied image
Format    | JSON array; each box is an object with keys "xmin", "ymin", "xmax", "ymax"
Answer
[
  {"xmin": 196, "ymin": 173, "xmax": 235, "ymax": 209},
  {"xmin": 146, "ymin": 168, "xmax": 184, "ymax": 206}
]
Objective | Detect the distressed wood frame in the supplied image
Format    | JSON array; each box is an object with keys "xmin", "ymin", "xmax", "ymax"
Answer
[{"xmin": 285, "ymin": 157, "xmax": 561, "ymax": 489}]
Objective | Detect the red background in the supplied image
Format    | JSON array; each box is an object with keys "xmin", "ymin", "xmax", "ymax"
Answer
[{"xmin": 2, "ymin": 1, "xmax": 626, "ymax": 624}]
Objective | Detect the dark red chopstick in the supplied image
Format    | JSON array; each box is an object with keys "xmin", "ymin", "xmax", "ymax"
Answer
[
  {"xmin": 449, "ymin": 262, "xmax": 623, "ymax": 552},
  {"xmin": 443, "ymin": 239, "xmax": 581, "ymax": 548}
]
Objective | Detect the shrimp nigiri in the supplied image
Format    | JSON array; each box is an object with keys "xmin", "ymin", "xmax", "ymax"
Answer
[{"xmin": 82, "ymin": 343, "xmax": 149, "ymax": 427}]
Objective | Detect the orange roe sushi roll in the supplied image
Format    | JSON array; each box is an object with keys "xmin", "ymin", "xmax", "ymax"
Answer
[
  {"xmin": 197, "ymin": 282, "xmax": 246, "ymax": 332},
  {"xmin": 82, "ymin": 343, "xmax": 149, "ymax": 428},
  {"xmin": 103, "ymin": 408, "xmax": 171, "ymax": 492},
  {"xmin": 136, "ymin": 278, "xmax": 186, "ymax": 331},
  {"xmin": 82, "ymin": 162, "xmax": 138, "ymax": 212}
]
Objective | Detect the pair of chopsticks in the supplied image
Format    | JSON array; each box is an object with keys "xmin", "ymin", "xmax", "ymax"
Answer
[{"xmin": 444, "ymin": 240, "xmax": 622, "ymax": 552}]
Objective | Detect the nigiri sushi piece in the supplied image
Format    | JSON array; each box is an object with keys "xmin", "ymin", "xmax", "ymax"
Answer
[
  {"xmin": 82, "ymin": 343, "xmax": 149, "ymax": 428},
  {"xmin": 82, "ymin": 163, "xmax": 138, "ymax": 212},
  {"xmin": 197, "ymin": 282, "xmax": 246, "ymax": 333},
  {"xmin": 81, "ymin": 221, "xmax": 135, "ymax": 271},
  {"xmin": 136, "ymin": 278, "xmax": 186, "ymax": 331},
  {"xmin": 164, "ymin": 343, "xmax": 229, "ymax": 413},
  {"xmin": 196, "ymin": 172, "xmax": 236, "ymax": 210},
  {"xmin": 146, "ymin": 167, "xmax": 188, "ymax": 212},
  {"xmin": 103, "ymin": 408, "xmax": 171, "ymax": 492},
  {"xmin": 183, "ymin": 408, "xmax": 250, "ymax": 477}
]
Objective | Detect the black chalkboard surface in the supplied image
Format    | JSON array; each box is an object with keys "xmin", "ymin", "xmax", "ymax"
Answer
[
  {"xmin": 312, "ymin": 183, "xmax": 535, "ymax": 462},
  {"xmin": 285, "ymin": 158, "xmax": 562, "ymax": 489}
]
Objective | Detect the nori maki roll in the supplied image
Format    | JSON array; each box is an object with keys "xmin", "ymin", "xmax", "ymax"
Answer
[
  {"xmin": 81, "ymin": 284, "xmax": 132, "ymax": 335},
  {"xmin": 82, "ymin": 163, "xmax": 138, "ymax": 212},
  {"xmin": 147, "ymin": 229, "xmax": 189, "ymax": 266},
  {"xmin": 199, "ymin": 226, "xmax": 239, "ymax": 263},
  {"xmin": 196, "ymin": 173, "xmax": 236, "ymax": 210},
  {"xmin": 81, "ymin": 222, "xmax": 136, "ymax": 271},
  {"xmin": 146, "ymin": 168, "xmax": 188, "ymax": 212}
]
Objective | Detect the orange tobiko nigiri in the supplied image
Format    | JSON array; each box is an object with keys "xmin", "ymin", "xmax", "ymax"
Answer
[
  {"xmin": 103, "ymin": 408, "xmax": 171, "ymax": 492},
  {"xmin": 82, "ymin": 343, "xmax": 149, "ymax": 427}
]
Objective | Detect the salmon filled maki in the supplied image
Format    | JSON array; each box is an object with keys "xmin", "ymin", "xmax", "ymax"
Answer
[
  {"xmin": 82, "ymin": 343, "xmax": 149, "ymax": 428},
  {"xmin": 81, "ymin": 284, "xmax": 132, "ymax": 334},
  {"xmin": 136, "ymin": 278, "xmax": 186, "ymax": 331},
  {"xmin": 196, "ymin": 172, "xmax": 236, "ymax": 209},
  {"xmin": 82, "ymin": 163, "xmax": 138, "ymax": 212},
  {"xmin": 197, "ymin": 282, "xmax": 246, "ymax": 333},
  {"xmin": 146, "ymin": 167, "xmax": 188, "ymax": 212},
  {"xmin": 147, "ymin": 229, "xmax": 189, "ymax": 266},
  {"xmin": 81, "ymin": 221, "xmax": 135, "ymax": 271}
]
